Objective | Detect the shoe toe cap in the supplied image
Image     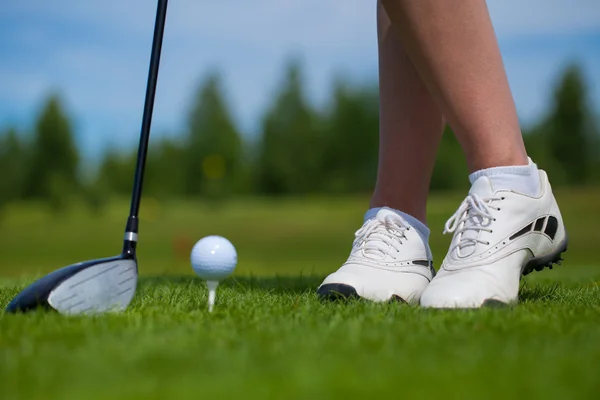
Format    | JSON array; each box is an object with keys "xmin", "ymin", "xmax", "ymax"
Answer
[
  {"xmin": 420, "ymin": 268, "xmax": 514, "ymax": 309},
  {"xmin": 318, "ymin": 265, "xmax": 430, "ymax": 304}
]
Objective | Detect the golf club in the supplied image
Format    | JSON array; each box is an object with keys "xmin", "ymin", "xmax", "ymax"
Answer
[{"xmin": 5, "ymin": 0, "xmax": 169, "ymax": 315}]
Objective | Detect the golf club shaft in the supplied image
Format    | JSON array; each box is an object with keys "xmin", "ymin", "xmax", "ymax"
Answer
[{"xmin": 124, "ymin": 0, "xmax": 168, "ymax": 250}]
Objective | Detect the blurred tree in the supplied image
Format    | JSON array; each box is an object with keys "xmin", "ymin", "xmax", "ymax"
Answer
[
  {"xmin": 96, "ymin": 149, "xmax": 137, "ymax": 196},
  {"xmin": 0, "ymin": 128, "xmax": 28, "ymax": 219},
  {"xmin": 321, "ymin": 80, "xmax": 379, "ymax": 193},
  {"xmin": 544, "ymin": 64, "xmax": 595, "ymax": 185},
  {"xmin": 184, "ymin": 72, "xmax": 243, "ymax": 200},
  {"xmin": 81, "ymin": 177, "xmax": 110, "ymax": 215},
  {"xmin": 592, "ymin": 114, "xmax": 600, "ymax": 186},
  {"xmin": 257, "ymin": 59, "xmax": 325, "ymax": 195},
  {"xmin": 144, "ymin": 137, "xmax": 187, "ymax": 199},
  {"xmin": 24, "ymin": 94, "xmax": 80, "ymax": 204}
]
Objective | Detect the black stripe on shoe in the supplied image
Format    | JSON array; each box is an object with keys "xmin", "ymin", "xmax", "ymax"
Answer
[
  {"xmin": 534, "ymin": 217, "xmax": 546, "ymax": 232},
  {"xmin": 544, "ymin": 216, "xmax": 559, "ymax": 240},
  {"xmin": 509, "ymin": 222, "xmax": 533, "ymax": 241},
  {"xmin": 412, "ymin": 260, "xmax": 431, "ymax": 267}
]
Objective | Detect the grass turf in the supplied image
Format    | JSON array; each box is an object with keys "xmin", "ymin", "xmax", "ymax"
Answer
[{"xmin": 1, "ymin": 189, "xmax": 599, "ymax": 399}]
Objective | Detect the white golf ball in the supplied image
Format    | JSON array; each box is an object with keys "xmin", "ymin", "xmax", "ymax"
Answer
[{"xmin": 190, "ymin": 235, "xmax": 237, "ymax": 281}]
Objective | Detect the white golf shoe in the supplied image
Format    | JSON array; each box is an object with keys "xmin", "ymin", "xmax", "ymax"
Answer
[
  {"xmin": 420, "ymin": 170, "xmax": 568, "ymax": 308},
  {"xmin": 317, "ymin": 208, "xmax": 435, "ymax": 304}
]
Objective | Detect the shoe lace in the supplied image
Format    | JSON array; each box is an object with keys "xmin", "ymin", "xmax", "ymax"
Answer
[
  {"xmin": 353, "ymin": 214, "xmax": 410, "ymax": 260},
  {"xmin": 444, "ymin": 193, "xmax": 502, "ymax": 256}
]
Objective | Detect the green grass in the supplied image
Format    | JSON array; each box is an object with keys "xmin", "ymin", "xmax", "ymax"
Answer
[{"xmin": 1, "ymin": 189, "xmax": 600, "ymax": 399}]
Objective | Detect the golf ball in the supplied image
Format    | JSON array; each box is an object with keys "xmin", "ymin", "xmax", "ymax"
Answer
[{"xmin": 190, "ymin": 235, "xmax": 237, "ymax": 281}]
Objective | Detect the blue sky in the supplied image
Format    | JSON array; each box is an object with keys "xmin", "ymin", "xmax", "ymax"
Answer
[{"xmin": 1, "ymin": 0, "xmax": 599, "ymax": 162}]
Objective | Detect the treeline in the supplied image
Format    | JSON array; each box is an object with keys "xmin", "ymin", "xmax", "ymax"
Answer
[{"xmin": 1, "ymin": 61, "xmax": 599, "ymax": 215}]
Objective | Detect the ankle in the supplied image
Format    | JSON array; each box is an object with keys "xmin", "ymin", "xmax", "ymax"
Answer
[
  {"xmin": 467, "ymin": 150, "xmax": 529, "ymax": 173},
  {"xmin": 369, "ymin": 195, "xmax": 427, "ymax": 225}
]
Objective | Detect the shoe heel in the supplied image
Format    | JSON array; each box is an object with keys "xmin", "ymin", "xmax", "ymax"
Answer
[{"xmin": 522, "ymin": 234, "xmax": 568, "ymax": 276}]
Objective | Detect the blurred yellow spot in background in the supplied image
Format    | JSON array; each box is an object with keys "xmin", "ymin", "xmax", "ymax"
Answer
[{"xmin": 202, "ymin": 154, "xmax": 226, "ymax": 179}]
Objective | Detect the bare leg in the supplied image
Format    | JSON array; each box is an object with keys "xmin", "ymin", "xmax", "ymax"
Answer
[
  {"xmin": 380, "ymin": 0, "xmax": 528, "ymax": 172},
  {"xmin": 371, "ymin": 0, "xmax": 445, "ymax": 223},
  {"xmin": 316, "ymin": 1, "xmax": 444, "ymax": 302}
]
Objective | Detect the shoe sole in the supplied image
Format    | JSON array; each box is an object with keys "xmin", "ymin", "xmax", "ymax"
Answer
[
  {"xmin": 316, "ymin": 283, "xmax": 407, "ymax": 303},
  {"xmin": 316, "ymin": 283, "xmax": 360, "ymax": 300},
  {"xmin": 521, "ymin": 234, "xmax": 568, "ymax": 276}
]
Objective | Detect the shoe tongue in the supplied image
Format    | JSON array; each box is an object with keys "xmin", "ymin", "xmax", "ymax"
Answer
[
  {"xmin": 458, "ymin": 176, "xmax": 494, "ymax": 257},
  {"xmin": 374, "ymin": 208, "xmax": 401, "ymax": 221},
  {"xmin": 468, "ymin": 176, "xmax": 495, "ymax": 197},
  {"xmin": 362, "ymin": 208, "xmax": 403, "ymax": 259}
]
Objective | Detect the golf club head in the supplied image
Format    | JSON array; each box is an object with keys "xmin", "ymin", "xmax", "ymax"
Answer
[{"xmin": 5, "ymin": 255, "xmax": 137, "ymax": 315}]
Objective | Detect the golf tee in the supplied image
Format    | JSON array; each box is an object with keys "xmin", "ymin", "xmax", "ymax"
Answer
[{"xmin": 206, "ymin": 280, "xmax": 219, "ymax": 312}]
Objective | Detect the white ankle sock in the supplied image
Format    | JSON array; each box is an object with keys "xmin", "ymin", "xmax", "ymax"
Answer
[
  {"xmin": 364, "ymin": 207, "xmax": 430, "ymax": 243},
  {"xmin": 469, "ymin": 157, "xmax": 541, "ymax": 197}
]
